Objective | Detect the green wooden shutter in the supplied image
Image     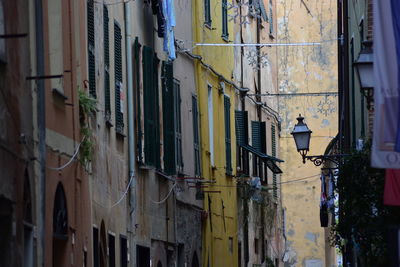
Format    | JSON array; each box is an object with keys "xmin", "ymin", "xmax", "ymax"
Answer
[
  {"xmin": 269, "ymin": 0, "xmax": 274, "ymax": 35},
  {"xmin": 143, "ymin": 46, "xmax": 155, "ymax": 166},
  {"xmin": 251, "ymin": 121, "xmax": 261, "ymax": 151},
  {"xmin": 114, "ymin": 22, "xmax": 124, "ymax": 134},
  {"xmin": 204, "ymin": 0, "xmax": 211, "ymax": 25},
  {"xmin": 192, "ymin": 95, "xmax": 201, "ymax": 176},
  {"xmin": 224, "ymin": 96, "xmax": 232, "ymax": 175},
  {"xmin": 162, "ymin": 61, "xmax": 176, "ymax": 174},
  {"xmin": 174, "ymin": 80, "xmax": 183, "ymax": 170},
  {"xmin": 104, "ymin": 6, "xmax": 110, "ymax": 118},
  {"xmin": 222, "ymin": 0, "xmax": 228, "ymax": 37},
  {"xmin": 235, "ymin": 110, "xmax": 248, "ymax": 145},
  {"xmin": 271, "ymin": 123, "xmax": 277, "ymax": 198},
  {"xmin": 154, "ymin": 55, "xmax": 160, "ymax": 169},
  {"xmin": 87, "ymin": 0, "xmax": 96, "ymax": 98},
  {"xmin": 134, "ymin": 38, "xmax": 143, "ymax": 163}
]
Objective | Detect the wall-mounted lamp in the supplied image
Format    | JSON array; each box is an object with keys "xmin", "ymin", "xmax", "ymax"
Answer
[
  {"xmin": 291, "ymin": 115, "xmax": 347, "ymax": 166},
  {"xmin": 353, "ymin": 40, "xmax": 374, "ymax": 110}
]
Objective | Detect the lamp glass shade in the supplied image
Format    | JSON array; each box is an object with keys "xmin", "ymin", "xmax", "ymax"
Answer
[
  {"xmin": 354, "ymin": 49, "xmax": 374, "ymax": 88},
  {"xmin": 291, "ymin": 115, "xmax": 312, "ymax": 152}
]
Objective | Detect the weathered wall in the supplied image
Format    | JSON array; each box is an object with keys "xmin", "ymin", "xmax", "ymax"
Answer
[{"xmin": 277, "ymin": 1, "xmax": 338, "ymax": 266}]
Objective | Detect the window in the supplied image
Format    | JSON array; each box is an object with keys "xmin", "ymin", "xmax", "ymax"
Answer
[
  {"xmin": 251, "ymin": 121, "xmax": 266, "ymax": 179},
  {"xmin": 104, "ymin": 6, "xmax": 111, "ymax": 121},
  {"xmin": 114, "ymin": 22, "xmax": 124, "ymax": 134},
  {"xmin": 222, "ymin": 0, "xmax": 228, "ymax": 38},
  {"xmin": 254, "ymin": 238, "xmax": 259, "ymax": 254},
  {"xmin": 120, "ymin": 236, "xmax": 128, "ymax": 267},
  {"xmin": 192, "ymin": 95, "xmax": 201, "ymax": 176},
  {"xmin": 93, "ymin": 227, "xmax": 99, "ymax": 267},
  {"xmin": 235, "ymin": 110, "xmax": 249, "ymax": 174},
  {"xmin": 229, "ymin": 237, "xmax": 233, "ymax": 254},
  {"xmin": 87, "ymin": 0, "xmax": 96, "ymax": 97},
  {"xmin": 108, "ymin": 234, "xmax": 115, "ymax": 267},
  {"xmin": 271, "ymin": 124, "xmax": 277, "ymax": 198},
  {"xmin": 208, "ymin": 85, "xmax": 214, "ymax": 166},
  {"xmin": 143, "ymin": 46, "xmax": 160, "ymax": 167},
  {"xmin": 269, "ymin": 0, "xmax": 274, "ymax": 35},
  {"xmin": 224, "ymin": 96, "xmax": 232, "ymax": 175},
  {"xmin": 0, "ymin": 1, "xmax": 5, "ymax": 63},
  {"xmin": 136, "ymin": 245, "xmax": 150, "ymax": 267},
  {"xmin": 204, "ymin": 0, "xmax": 211, "ymax": 26}
]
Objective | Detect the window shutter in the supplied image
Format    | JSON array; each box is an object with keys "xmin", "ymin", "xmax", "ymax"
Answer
[
  {"xmin": 134, "ymin": 38, "xmax": 143, "ymax": 163},
  {"xmin": 87, "ymin": 0, "xmax": 96, "ymax": 98},
  {"xmin": 271, "ymin": 123, "xmax": 277, "ymax": 198},
  {"xmin": 104, "ymin": 6, "xmax": 110, "ymax": 117},
  {"xmin": 114, "ymin": 22, "xmax": 124, "ymax": 134},
  {"xmin": 224, "ymin": 96, "xmax": 232, "ymax": 175},
  {"xmin": 222, "ymin": 0, "xmax": 228, "ymax": 37},
  {"xmin": 269, "ymin": 0, "xmax": 274, "ymax": 35},
  {"xmin": 192, "ymin": 95, "xmax": 201, "ymax": 176},
  {"xmin": 174, "ymin": 80, "xmax": 183, "ymax": 170},
  {"xmin": 162, "ymin": 61, "xmax": 176, "ymax": 174},
  {"xmin": 251, "ymin": 121, "xmax": 261, "ymax": 152},
  {"xmin": 235, "ymin": 110, "xmax": 248, "ymax": 145},
  {"xmin": 153, "ymin": 55, "xmax": 161, "ymax": 169},
  {"xmin": 204, "ymin": 0, "xmax": 211, "ymax": 25}
]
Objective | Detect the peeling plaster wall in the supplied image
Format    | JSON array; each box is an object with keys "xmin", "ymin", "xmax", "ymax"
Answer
[{"xmin": 277, "ymin": 1, "xmax": 338, "ymax": 266}]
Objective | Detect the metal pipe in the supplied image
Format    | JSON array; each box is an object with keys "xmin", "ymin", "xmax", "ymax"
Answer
[{"xmin": 34, "ymin": 0, "xmax": 46, "ymax": 265}]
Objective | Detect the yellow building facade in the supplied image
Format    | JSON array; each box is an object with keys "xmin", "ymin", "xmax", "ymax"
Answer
[
  {"xmin": 193, "ymin": 0, "xmax": 238, "ymax": 266},
  {"xmin": 277, "ymin": 0, "xmax": 338, "ymax": 266}
]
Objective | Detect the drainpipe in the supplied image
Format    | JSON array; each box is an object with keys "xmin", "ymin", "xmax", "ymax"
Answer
[
  {"xmin": 34, "ymin": 0, "xmax": 46, "ymax": 266},
  {"xmin": 124, "ymin": 0, "xmax": 136, "ymax": 240}
]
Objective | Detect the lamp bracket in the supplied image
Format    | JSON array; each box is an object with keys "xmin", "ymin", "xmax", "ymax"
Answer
[{"xmin": 302, "ymin": 154, "xmax": 349, "ymax": 166}]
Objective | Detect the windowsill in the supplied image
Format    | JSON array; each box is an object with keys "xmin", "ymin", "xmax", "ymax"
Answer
[
  {"xmin": 269, "ymin": 33, "xmax": 275, "ymax": 39},
  {"xmin": 204, "ymin": 23, "xmax": 213, "ymax": 29},
  {"xmin": 52, "ymin": 88, "xmax": 68, "ymax": 101},
  {"xmin": 116, "ymin": 130, "xmax": 126, "ymax": 138},
  {"xmin": 106, "ymin": 119, "xmax": 113, "ymax": 128},
  {"xmin": 221, "ymin": 35, "xmax": 229, "ymax": 42}
]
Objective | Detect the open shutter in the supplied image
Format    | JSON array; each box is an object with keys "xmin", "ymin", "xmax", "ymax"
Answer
[
  {"xmin": 162, "ymin": 61, "xmax": 176, "ymax": 174},
  {"xmin": 235, "ymin": 110, "xmax": 248, "ymax": 145},
  {"xmin": 143, "ymin": 46, "xmax": 156, "ymax": 166},
  {"xmin": 174, "ymin": 80, "xmax": 182, "ymax": 170},
  {"xmin": 134, "ymin": 38, "xmax": 143, "ymax": 163},
  {"xmin": 104, "ymin": 6, "xmax": 110, "ymax": 117},
  {"xmin": 87, "ymin": 0, "xmax": 96, "ymax": 98},
  {"xmin": 224, "ymin": 96, "xmax": 232, "ymax": 175},
  {"xmin": 114, "ymin": 22, "xmax": 124, "ymax": 134},
  {"xmin": 192, "ymin": 95, "xmax": 201, "ymax": 176},
  {"xmin": 271, "ymin": 123, "xmax": 277, "ymax": 198}
]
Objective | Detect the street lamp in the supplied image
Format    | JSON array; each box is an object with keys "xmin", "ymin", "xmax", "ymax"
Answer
[
  {"xmin": 353, "ymin": 40, "xmax": 373, "ymax": 109},
  {"xmin": 291, "ymin": 115, "xmax": 347, "ymax": 166}
]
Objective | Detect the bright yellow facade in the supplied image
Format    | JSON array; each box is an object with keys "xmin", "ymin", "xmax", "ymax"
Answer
[{"xmin": 193, "ymin": 0, "xmax": 238, "ymax": 266}]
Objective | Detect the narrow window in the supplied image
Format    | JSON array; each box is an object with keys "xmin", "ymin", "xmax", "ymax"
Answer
[
  {"xmin": 204, "ymin": 0, "xmax": 211, "ymax": 26},
  {"xmin": 222, "ymin": 0, "xmax": 228, "ymax": 38},
  {"xmin": 93, "ymin": 227, "xmax": 99, "ymax": 267},
  {"xmin": 229, "ymin": 237, "xmax": 233, "ymax": 254},
  {"xmin": 87, "ymin": 0, "xmax": 96, "ymax": 97},
  {"xmin": 269, "ymin": 0, "xmax": 274, "ymax": 36},
  {"xmin": 208, "ymin": 85, "xmax": 214, "ymax": 166},
  {"xmin": 224, "ymin": 96, "xmax": 232, "ymax": 175},
  {"xmin": 108, "ymin": 234, "xmax": 115, "ymax": 267},
  {"xmin": 192, "ymin": 95, "xmax": 201, "ymax": 176},
  {"xmin": 104, "ymin": 6, "xmax": 111, "ymax": 122},
  {"xmin": 120, "ymin": 235, "xmax": 128, "ymax": 267},
  {"xmin": 114, "ymin": 22, "xmax": 124, "ymax": 134},
  {"xmin": 254, "ymin": 238, "xmax": 259, "ymax": 254},
  {"xmin": 271, "ymin": 124, "xmax": 277, "ymax": 198}
]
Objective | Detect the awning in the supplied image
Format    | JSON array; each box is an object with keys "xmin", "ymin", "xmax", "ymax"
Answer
[{"xmin": 241, "ymin": 145, "xmax": 283, "ymax": 174}]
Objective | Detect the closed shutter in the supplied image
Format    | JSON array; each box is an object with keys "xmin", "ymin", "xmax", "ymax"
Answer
[
  {"xmin": 235, "ymin": 110, "xmax": 248, "ymax": 145},
  {"xmin": 222, "ymin": 0, "xmax": 228, "ymax": 37},
  {"xmin": 104, "ymin": 6, "xmax": 110, "ymax": 118},
  {"xmin": 134, "ymin": 38, "xmax": 143, "ymax": 163},
  {"xmin": 162, "ymin": 61, "xmax": 175, "ymax": 174},
  {"xmin": 204, "ymin": 0, "xmax": 211, "ymax": 25},
  {"xmin": 142, "ymin": 47, "xmax": 160, "ymax": 168},
  {"xmin": 114, "ymin": 22, "xmax": 124, "ymax": 134},
  {"xmin": 87, "ymin": 0, "xmax": 96, "ymax": 98},
  {"xmin": 224, "ymin": 96, "xmax": 232, "ymax": 175},
  {"xmin": 192, "ymin": 95, "xmax": 201, "ymax": 176},
  {"xmin": 251, "ymin": 121, "xmax": 261, "ymax": 151},
  {"xmin": 269, "ymin": 0, "xmax": 274, "ymax": 35},
  {"xmin": 271, "ymin": 124, "xmax": 277, "ymax": 198}
]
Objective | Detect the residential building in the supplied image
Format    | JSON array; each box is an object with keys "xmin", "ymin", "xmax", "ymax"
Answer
[
  {"xmin": 193, "ymin": 0, "xmax": 238, "ymax": 265},
  {"xmin": 277, "ymin": 0, "xmax": 338, "ymax": 266},
  {"xmin": 232, "ymin": 0, "xmax": 285, "ymax": 266}
]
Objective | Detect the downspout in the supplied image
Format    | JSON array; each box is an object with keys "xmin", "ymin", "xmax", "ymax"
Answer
[
  {"xmin": 34, "ymin": 0, "xmax": 46, "ymax": 266},
  {"xmin": 124, "ymin": 0, "xmax": 136, "ymax": 238}
]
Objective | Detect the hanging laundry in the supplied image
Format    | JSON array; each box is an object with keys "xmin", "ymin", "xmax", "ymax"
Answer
[
  {"xmin": 384, "ymin": 169, "xmax": 400, "ymax": 206},
  {"xmin": 156, "ymin": 0, "xmax": 165, "ymax": 38},
  {"xmin": 162, "ymin": 0, "xmax": 176, "ymax": 60}
]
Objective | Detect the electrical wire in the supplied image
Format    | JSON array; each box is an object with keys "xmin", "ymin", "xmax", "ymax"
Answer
[
  {"xmin": 150, "ymin": 183, "xmax": 177, "ymax": 204},
  {"xmin": 94, "ymin": 0, "xmax": 133, "ymax": 6},
  {"xmin": 47, "ymin": 138, "xmax": 84, "ymax": 171},
  {"xmin": 111, "ymin": 173, "xmax": 134, "ymax": 208}
]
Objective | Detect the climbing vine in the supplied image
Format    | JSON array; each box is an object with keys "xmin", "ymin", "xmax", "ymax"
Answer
[
  {"xmin": 78, "ymin": 89, "xmax": 96, "ymax": 169},
  {"xmin": 330, "ymin": 142, "xmax": 400, "ymax": 266}
]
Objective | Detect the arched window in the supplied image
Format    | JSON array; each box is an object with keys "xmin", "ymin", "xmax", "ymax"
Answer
[{"xmin": 53, "ymin": 183, "xmax": 68, "ymax": 240}]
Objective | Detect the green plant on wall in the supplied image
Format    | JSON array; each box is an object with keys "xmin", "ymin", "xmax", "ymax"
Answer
[{"xmin": 78, "ymin": 89, "xmax": 96, "ymax": 169}]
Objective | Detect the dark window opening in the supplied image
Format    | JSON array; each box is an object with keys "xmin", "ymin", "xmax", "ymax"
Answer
[
  {"xmin": 120, "ymin": 235, "xmax": 128, "ymax": 267},
  {"xmin": 87, "ymin": 0, "xmax": 96, "ymax": 98},
  {"xmin": 108, "ymin": 234, "xmax": 115, "ymax": 267},
  {"xmin": 93, "ymin": 227, "xmax": 99, "ymax": 267},
  {"xmin": 136, "ymin": 245, "xmax": 150, "ymax": 267},
  {"xmin": 204, "ymin": 0, "xmax": 211, "ymax": 26}
]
